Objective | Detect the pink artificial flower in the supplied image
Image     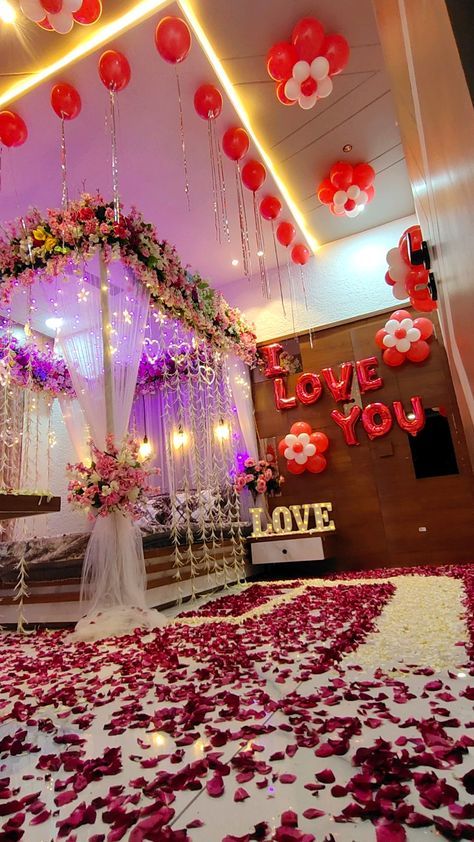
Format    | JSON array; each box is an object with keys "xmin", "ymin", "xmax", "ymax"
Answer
[{"xmin": 244, "ymin": 458, "xmax": 256, "ymax": 468}]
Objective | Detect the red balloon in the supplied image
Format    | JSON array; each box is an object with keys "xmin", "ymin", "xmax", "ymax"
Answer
[
  {"xmin": 276, "ymin": 221, "xmax": 296, "ymax": 247},
  {"xmin": 295, "ymin": 373, "xmax": 322, "ymax": 405},
  {"xmin": 51, "ymin": 83, "xmax": 81, "ymax": 120},
  {"xmin": 155, "ymin": 16, "xmax": 191, "ymax": 64},
  {"xmin": 290, "ymin": 421, "xmax": 312, "ymax": 436},
  {"xmin": 222, "ymin": 126, "xmax": 249, "ymax": 162},
  {"xmin": 321, "ymin": 363, "xmax": 354, "ymax": 402},
  {"xmin": 375, "ymin": 329, "xmax": 387, "ymax": 349},
  {"xmin": 352, "ymin": 162, "xmax": 375, "ymax": 190},
  {"xmin": 292, "ymin": 17, "xmax": 325, "ymax": 62},
  {"xmin": 0, "ymin": 111, "xmax": 27, "ymax": 147},
  {"xmin": 291, "ymin": 243, "xmax": 311, "ymax": 265},
  {"xmin": 42, "ymin": 0, "xmax": 62, "ymax": 12},
  {"xmin": 384, "ymin": 270, "xmax": 396, "ymax": 287},
  {"xmin": 331, "ymin": 405, "xmax": 361, "ymax": 446},
  {"xmin": 329, "ymin": 161, "xmax": 353, "ymax": 190},
  {"xmin": 278, "ymin": 438, "xmax": 288, "ymax": 456},
  {"xmin": 393, "ymin": 397, "xmax": 425, "ymax": 435},
  {"xmin": 356, "ymin": 356, "xmax": 383, "ymax": 393},
  {"xmin": 391, "ymin": 309, "xmax": 412, "ymax": 322},
  {"xmin": 330, "ymin": 203, "xmax": 345, "ymax": 216},
  {"xmin": 306, "ymin": 454, "xmax": 327, "ymax": 474},
  {"xmin": 411, "ymin": 296, "xmax": 437, "ymax": 312},
  {"xmin": 406, "ymin": 339, "xmax": 430, "ymax": 363},
  {"xmin": 260, "ymin": 195, "xmax": 282, "ymax": 221},
  {"xmin": 365, "ymin": 184, "xmax": 375, "ymax": 203},
  {"xmin": 37, "ymin": 16, "xmax": 53, "ymax": 29},
  {"xmin": 98, "ymin": 50, "xmax": 131, "ymax": 92},
  {"xmin": 344, "ymin": 198, "xmax": 356, "ymax": 211},
  {"xmin": 194, "ymin": 84, "xmax": 222, "ymax": 120},
  {"xmin": 287, "ymin": 460, "xmax": 306, "ymax": 475},
  {"xmin": 276, "ymin": 80, "xmax": 296, "ymax": 106},
  {"xmin": 241, "ymin": 159, "xmax": 266, "ymax": 192},
  {"xmin": 267, "ymin": 41, "xmax": 297, "ymax": 81},
  {"xmin": 310, "ymin": 431, "xmax": 329, "ymax": 453},
  {"xmin": 405, "ymin": 266, "xmax": 429, "ymax": 296},
  {"xmin": 399, "ymin": 224, "xmax": 422, "ymax": 265},
  {"xmin": 274, "ymin": 378, "xmax": 298, "ymax": 410},
  {"xmin": 383, "ymin": 347, "xmax": 405, "ymax": 367},
  {"xmin": 413, "ymin": 317, "xmax": 433, "ymax": 340},
  {"xmin": 73, "ymin": 0, "xmax": 102, "ymax": 25},
  {"xmin": 361, "ymin": 402, "xmax": 393, "ymax": 439},
  {"xmin": 318, "ymin": 178, "xmax": 335, "ymax": 205},
  {"xmin": 321, "ymin": 33, "xmax": 350, "ymax": 75},
  {"xmin": 260, "ymin": 342, "xmax": 284, "ymax": 377}
]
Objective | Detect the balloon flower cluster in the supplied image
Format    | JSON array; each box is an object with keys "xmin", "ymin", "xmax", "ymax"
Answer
[
  {"xmin": 318, "ymin": 161, "xmax": 375, "ymax": 218},
  {"xmin": 267, "ymin": 17, "xmax": 350, "ymax": 110},
  {"xmin": 20, "ymin": 0, "xmax": 101, "ymax": 34},
  {"xmin": 375, "ymin": 310, "xmax": 434, "ymax": 367},
  {"xmin": 385, "ymin": 224, "xmax": 437, "ymax": 313},
  {"xmin": 278, "ymin": 422, "xmax": 329, "ymax": 475}
]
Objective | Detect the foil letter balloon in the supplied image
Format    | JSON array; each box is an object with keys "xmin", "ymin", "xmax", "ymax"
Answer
[
  {"xmin": 393, "ymin": 396, "xmax": 425, "ymax": 435},
  {"xmin": 331, "ymin": 405, "xmax": 361, "ymax": 446},
  {"xmin": 356, "ymin": 356, "xmax": 383, "ymax": 394},
  {"xmin": 261, "ymin": 343, "xmax": 285, "ymax": 377},
  {"xmin": 273, "ymin": 378, "xmax": 297, "ymax": 410},
  {"xmin": 362, "ymin": 402, "xmax": 393, "ymax": 439},
  {"xmin": 295, "ymin": 372, "xmax": 323, "ymax": 405},
  {"xmin": 321, "ymin": 362, "xmax": 354, "ymax": 402}
]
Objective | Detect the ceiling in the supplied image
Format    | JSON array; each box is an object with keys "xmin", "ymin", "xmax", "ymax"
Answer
[{"xmin": 0, "ymin": 0, "xmax": 414, "ymax": 295}]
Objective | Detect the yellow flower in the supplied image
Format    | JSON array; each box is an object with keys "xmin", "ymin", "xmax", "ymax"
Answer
[
  {"xmin": 44, "ymin": 236, "xmax": 57, "ymax": 252},
  {"xmin": 32, "ymin": 226, "xmax": 47, "ymax": 242}
]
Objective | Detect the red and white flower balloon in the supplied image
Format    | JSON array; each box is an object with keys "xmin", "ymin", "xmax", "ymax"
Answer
[
  {"xmin": 385, "ymin": 224, "xmax": 437, "ymax": 313},
  {"xmin": 267, "ymin": 17, "xmax": 350, "ymax": 110},
  {"xmin": 317, "ymin": 161, "xmax": 375, "ymax": 218},
  {"xmin": 375, "ymin": 309, "xmax": 434, "ymax": 367},
  {"xmin": 20, "ymin": 0, "xmax": 101, "ymax": 33},
  {"xmin": 278, "ymin": 421, "xmax": 329, "ymax": 475}
]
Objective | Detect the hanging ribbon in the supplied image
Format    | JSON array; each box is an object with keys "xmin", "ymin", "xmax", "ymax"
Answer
[
  {"xmin": 109, "ymin": 91, "xmax": 120, "ymax": 222},
  {"xmin": 235, "ymin": 163, "xmax": 252, "ymax": 279},
  {"xmin": 208, "ymin": 117, "xmax": 229, "ymax": 243},
  {"xmin": 271, "ymin": 220, "xmax": 286, "ymax": 315},
  {"xmin": 175, "ymin": 68, "xmax": 191, "ymax": 211},
  {"xmin": 252, "ymin": 193, "xmax": 270, "ymax": 298},
  {"xmin": 60, "ymin": 117, "xmax": 69, "ymax": 210}
]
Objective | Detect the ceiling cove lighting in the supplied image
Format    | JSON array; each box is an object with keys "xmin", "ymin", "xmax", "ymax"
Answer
[
  {"xmin": 0, "ymin": 0, "xmax": 170, "ymax": 108},
  {"xmin": 0, "ymin": 0, "xmax": 16, "ymax": 24},
  {"xmin": 178, "ymin": 0, "xmax": 318, "ymax": 253}
]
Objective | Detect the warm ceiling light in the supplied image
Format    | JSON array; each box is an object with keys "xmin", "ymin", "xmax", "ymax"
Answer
[
  {"xmin": 0, "ymin": 0, "xmax": 170, "ymax": 108},
  {"xmin": 45, "ymin": 317, "xmax": 63, "ymax": 330},
  {"xmin": 178, "ymin": 0, "xmax": 318, "ymax": 253},
  {"xmin": 0, "ymin": 0, "xmax": 16, "ymax": 23},
  {"xmin": 231, "ymin": 258, "xmax": 239, "ymax": 266},
  {"xmin": 343, "ymin": 143, "xmax": 353, "ymax": 153}
]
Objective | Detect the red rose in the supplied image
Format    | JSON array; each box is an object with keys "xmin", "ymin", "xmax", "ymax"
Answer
[{"xmin": 79, "ymin": 207, "xmax": 94, "ymax": 221}]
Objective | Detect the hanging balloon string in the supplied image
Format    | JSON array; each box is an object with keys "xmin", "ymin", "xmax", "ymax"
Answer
[
  {"xmin": 292, "ymin": 244, "xmax": 314, "ymax": 348},
  {"xmin": 271, "ymin": 221, "xmax": 286, "ymax": 315},
  {"xmin": 235, "ymin": 163, "xmax": 252, "ymax": 279},
  {"xmin": 175, "ymin": 68, "xmax": 191, "ymax": 211},
  {"xmin": 109, "ymin": 91, "xmax": 120, "ymax": 222},
  {"xmin": 215, "ymin": 128, "xmax": 230, "ymax": 243},
  {"xmin": 299, "ymin": 265, "xmax": 313, "ymax": 348},
  {"xmin": 253, "ymin": 193, "xmax": 270, "ymax": 298},
  {"xmin": 286, "ymin": 259, "xmax": 297, "ymax": 337},
  {"xmin": 208, "ymin": 118, "xmax": 220, "ymax": 243},
  {"xmin": 208, "ymin": 117, "xmax": 230, "ymax": 243},
  {"xmin": 60, "ymin": 117, "xmax": 69, "ymax": 210}
]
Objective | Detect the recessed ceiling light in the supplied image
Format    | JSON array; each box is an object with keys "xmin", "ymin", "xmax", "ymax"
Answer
[
  {"xmin": 0, "ymin": 1, "xmax": 16, "ymax": 24},
  {"xmin": 231, "ymin": 259, "xmax": 239, "ymax": 266},
  {"xmin": 343, "ymin": 144, "xmax": 353, "ymax": 153},
  {"xmin": 45, "ymin": 317, "xmax": 63, "ymax": 330}
]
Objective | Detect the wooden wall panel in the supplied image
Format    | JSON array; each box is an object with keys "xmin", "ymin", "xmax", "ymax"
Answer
[{"xmin": 252, "ymin": 312, "xmax": 474, "ymax": 571}]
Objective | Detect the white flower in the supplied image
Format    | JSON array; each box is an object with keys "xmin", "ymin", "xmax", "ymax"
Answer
[
  {"xmin": 382, "ymin": 317, "xmax": 421, "ymax": 353},
  {"xmin": 20, "ymin": 0, "xmax": 82, "ymax": 34},
  {"xmin": 101, "ymin": 485, "xmax": 112, "ymax": 496},
  {"xmin": 284, "ymin": 57, "xmax": 333, "ymax": 110},
  {"xmin": 283, "ymin": 432, "xmax": 316, "ymax": 465}
]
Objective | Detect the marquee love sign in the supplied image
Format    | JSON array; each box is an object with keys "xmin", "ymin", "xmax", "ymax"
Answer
[
  {"xmin": 249, "ymin": 501, "xmax": 335, "ymax": 538},
  {"xmin": 261, "ymin": 343, "xmax": 426, "ymax": 445}
]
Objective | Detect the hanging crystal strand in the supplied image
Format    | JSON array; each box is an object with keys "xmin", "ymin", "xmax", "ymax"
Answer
[
  {"xmin": 198, "ymin": 342, "xmax": 220, "ymax": 581},
  {"xmin": 175, "ymin": 68, "xmax": 191, "ymax": 211},
  {"xmin": 60, "ymin": 116, "xmax": 69, "ymax": 210},
  {"xmin": 219, "ymin": 356, "xmax": 246, "ymax": 584},
  {"xmin": 253, "ymin": 193, "xmax": 270, "ymax": 298},
  {"xmin": 214, "ymin": 120, "xmax": 230, "ymax": 242},
  {"xmin": 286, "ymin": 258, "xmax": 298, "ymax": 337},
  {"xmin": 109, "ymin": 90, "xmax": 120, "ymax": 222},
  {"xmin": 14, "ymin": 553, "xmax": 29, "ymax": 634},
  {"xmin": 161, "ymin": 340, "xmax": 185, "ymax": 595},
  {"xmin": 202, "ymin": 342, "xmax": 228, "ymax": 587},
  {"xmin": 208, "ymin": 118, "xmax": 220, "ymax": 243},
  {"xmin": 299, "ymin": 264, "xmax": 314, "ymax": 348},
  {"xmin": 271, "ymin": 221, "xmax": 286, "ymax": 316},
  {"xmin": 235, "ymin": 163, "xmax": 252, "ymax": 279}
]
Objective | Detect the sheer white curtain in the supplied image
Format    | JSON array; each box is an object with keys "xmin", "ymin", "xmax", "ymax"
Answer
[
  {"xmin": 225, "ymin": 354, "xmax": 260, "ymax": 522},
  {"xmin": 56, "ymin": 252, "xmax": 166, "ymax": 639}
]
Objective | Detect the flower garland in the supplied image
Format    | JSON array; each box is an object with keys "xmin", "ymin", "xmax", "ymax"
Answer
[
  {"xmin": 66, "ymin": 435, "xmax": 157, "ymax": 520},
  {"xmin": 0, "ymin": 194, "xmax": 257, "ymax": 364}
]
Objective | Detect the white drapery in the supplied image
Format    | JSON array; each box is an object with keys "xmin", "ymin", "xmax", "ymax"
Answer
[
  {"xmin": 56, "ymin": 252, "xmax": 167, "ymax": 639},
  {"xmin": 225, "ymin": 353, "xmax": 261, "ymax": 522}
]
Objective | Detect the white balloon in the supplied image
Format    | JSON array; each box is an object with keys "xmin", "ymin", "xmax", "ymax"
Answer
[
  {"xmin": 293, "ymin": 60, "xmax": 311, "ymax": 82},
  {"xmin": 383, "ymin": 335, "xmax": 396, "ymax": 348},
  {"xmin": 396, "ymin": 338, "xmax": 411, "ymax": 353},
  {"xmin": 305, "ymin": 443, "xmax": 316, "ymax": 456},
  {"xmin": 298, "ymin": 92, "xmax": 318, "ymax": 110},
  {"xmin": 64, "ymin": 0, "xmax": 82, "ymax": 10},
  {"xmin": 386, "ymin": 247, "xmax": 405, "ymax": 269},
  {"xmin": 393, "ymin": 282, "xmax": 409, "ymax": 300},
  {"xmin": 310, "ymin": 56, "xmax": 330, "ymax": 80},
  {"xmin": 385, "ymin": 320, "xmax": 400, "ymax": 333},
  {"xmin": 284, "ymin": 448, "xmax": 294, "ymax": 461},
  {"xmin": 388, "ymin": 263, "xmax": 409, "ymax": 283},
  {"xmin": 345, "ymin": 208, "xmax": 360, "ymax": 218},
  {"xmin": 407, "ymin": 327, "xmax": 421, "ymax": 342},
  {"xmin": 400, "ymin": 318, "xmax": 414, "ymax": 331},
  {"xmin": 347, "ymin": 185, "xmax": 360, "ymax": 200},
  {"xmin": 316, "ymin": 76, "xmax": 333, "ymax": 98},
  {"xmin": 358, "ymin": 190, "xmax": 368, "ymax": 204},
  {"xmin": 284, "ymin": 78, "xmax": 300, "ymax": 101},
  {"xmin": 20, "ymin": 0, "xmax": 44, "ymax": 22},
  {"xmin": 49, "ymin": 10, "xmax": 75, "ymax": 33},
  {"xmin": 295, "ymin": 452, "xmax": 308, "ymax": 465},
  {"xmin": 333, "ymin": 190, "xmax": 347, "ymax": 205},
  {"xmin": 285, "ymin": 434, "xmax": 298, "ymax": 447},
  {"xmin": 298, "ymin": 433, "xmax": 310, "ymax": 445}
]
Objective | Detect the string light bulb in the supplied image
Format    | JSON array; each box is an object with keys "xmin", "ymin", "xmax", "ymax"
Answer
[
  {"xmin": 173, "ymin": 425, "xmax": 189, "ymax": 450},
  {"xmin": 215, "ymin": 419, "xmax": 230, "ymax": 441},
  {"xmin": 138, "ymin": 435, "xmax": 152, "ymax": 461}
]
